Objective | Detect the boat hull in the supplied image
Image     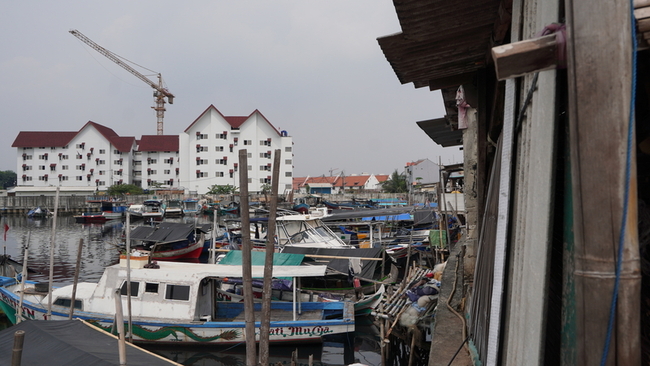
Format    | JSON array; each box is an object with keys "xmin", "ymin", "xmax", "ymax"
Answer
[{"xmin": 0, "ymin": 280, "xmax": 354, "ymax": 345}]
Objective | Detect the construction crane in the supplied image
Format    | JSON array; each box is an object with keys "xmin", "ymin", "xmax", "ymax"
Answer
[{"xmin": 70, "ymin": 29, "xmax": 174, "ymax": 135}]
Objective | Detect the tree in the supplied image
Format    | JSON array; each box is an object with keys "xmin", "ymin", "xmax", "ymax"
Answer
[
  {"xmin": 380, "ymin": 170, "xmax": 408, "ymax": 193},
  {"xmin": 106, "ymin": 184, "xmax": 144, "ymax": 196},
  {"xmin": 0, "ymin": 170, "xmax": 17, "ymax": 189},
  {"xmin": 207, "ymin": 184, "xmax": 239, "ymax": 195}
]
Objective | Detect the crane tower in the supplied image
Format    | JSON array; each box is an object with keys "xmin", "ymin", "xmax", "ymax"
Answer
[{"xmin": 70, "ymin": 29, "xmax": 174, "ymax": 135}]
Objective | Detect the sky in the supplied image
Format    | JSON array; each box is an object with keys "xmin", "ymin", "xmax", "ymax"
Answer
[{"xmin": 0, "ymin": 1, "xmax": 462, "ymax": 178}]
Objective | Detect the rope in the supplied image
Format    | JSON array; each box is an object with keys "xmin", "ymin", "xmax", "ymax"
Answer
[{"xmin": 599, "ymin": 3, "xmax": 637, "ymax": 364}]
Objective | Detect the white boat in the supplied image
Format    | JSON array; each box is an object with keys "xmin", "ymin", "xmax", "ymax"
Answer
[
  {"xmin": 275, "ymin": 207, "xmax": 353, "ymax": 250},
  {"xmin": 182, "ymin": 198, "xmax": 201, "ymax": 216},
  {"xmin": 142, "ymin": 199, "xmax": 165, "ymax": 221},
  {"xmin": 0, "ymin": 261, "xmax": 355, "ymax": 345},
  {"xmin": 164, "ymin": 199, "xmax": 183, "ymax": 217}
]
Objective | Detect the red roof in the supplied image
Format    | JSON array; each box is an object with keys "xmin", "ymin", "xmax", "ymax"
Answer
[
  {"xmin": 138, "ymin": 135, "xmax": 179, "ymax": 152},
  {"xmin": 184, "ymin": 105, "xmax": 282, "ymax": 136},
  {"xmin": 332, "ymin": 175, "xmax": 370, "ymax": 188}
]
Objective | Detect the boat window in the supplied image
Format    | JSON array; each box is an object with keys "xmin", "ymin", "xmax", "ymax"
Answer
[
  {"xmin": 145, "ymin": 282, "xmax": 159, "ymax": 293},
  {"xmin": 120, "ymin": 281, "xmax": 140, "ymax": 297},
  {"xmin": 165, "ymin": 284, "xmax": 190, "ymax": 301},
  {"xmin": 54, "ymin": 297, "xmax": 82, "ymax": 310}
]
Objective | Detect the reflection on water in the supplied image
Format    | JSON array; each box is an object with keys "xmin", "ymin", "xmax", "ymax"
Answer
[{"xmin": 0, "ymin": 214, "xmax": 407, "ymax": 366}]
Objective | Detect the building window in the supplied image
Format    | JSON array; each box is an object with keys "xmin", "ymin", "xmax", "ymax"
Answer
[
  {"xmin": 76, "ymin": 176, "xmax": 83, "ymax": 181},
  {"xmin": 260, "ymin": 140, "xmax": 271, "ymax": 146},
  {"xmin": 145, "ymin": 283, "xmax": 159, "ymax": 293},
  {"xmin": 217, "ymin": 159, "xmax": 227, "ymax": 165},
  {"xmin": 76, "ymin": 154, "xmax": 82, "ymax": 159},
  {"xmin": 196, "ymin": 159, "xmax": 207, "ymax": 165},
  {"xmin": 61, "ymin": 155, "xmax": 69, "ymax": 160},
  {"xmin": 164, "ymin": 169, "xmax": 171, "ymax": 174},
  {"xmin": 97, "ymin": 160, "xmax": 105, "ymax": 165},
  {"xmin": 99, "ymin": 149, "xmax": 106, "ymax": 154},
  {"xmin": 38, "ymin": 166, "xmax": 45, "ymax": 170},
  {"xmin": 285, "ymin": 172, "xmax": 292, "ymax": 177},
  {"xmin": 61, "ymin": 176, "xmax": 69, "ymax": 181},
  {"xmin": 164, "ymin": 158, "xmax": 174, "ymax": 164},
  {"xmin": 114, "ymin": 149, "xmax": 121, "ymax": 154},
  {"xmin": 216, "ymin": 133, "xmax": 227, "ymax": 139},
  {"xmin": 285, "ymin": 146, "xmax": 292, "ymax": 152},
  {"xmin": 76, "ymin": 143, "xmax": 84, "ymax": 149},
  {"xmin": 197, "ymin": 133, "xmax": 208, "ymax": 140},
  {"xmin": 285, "ymin": 184, "xmax": 292, "ymax": 190},
  {"xmin": 24, "ymin": 176, "xmax": 32, "ymax": 181},
  {"xmin": 215, "ymin": 146, "xmax": 224, "ymax": 152},
  {"xmin": 99, "ymin": 171, "xmax": 105, "ymax": 175},
  {"xmin": 98, "ymin": 181, "xmax": 105, "ymax": 186},
  {"xmin": 62, "ymin": 165, "xmax": 68, "ymax": 170},
  {"xmin": 38, "ymin": 154, "xmax": 48, "ymax": 160},
  {"xmin": 260, "ymin": 152, "xmax": 271, "ymax": 159},
  {"xmin": 260, "ymin": 178, "xmax": 270, "ymax": 184},
  {"xmin": 260, "ymin": 165, "xmax": 270, "ymax": 171},
  {"xmin": 285, "ymin": 159, "xmax": 292, "ymax": 165},
  {"xmin": 243, "ymin": 140, "xmax": 252, "ymax": 145},
  {"xmin": 248, "ymin": 165, "xmax": 252, "ymax": 171},
  {"xmin": 215, "ymin": 172, "xmax": 224, "ymax": 177}
]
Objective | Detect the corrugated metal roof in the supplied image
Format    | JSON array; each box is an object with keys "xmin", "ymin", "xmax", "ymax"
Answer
[
  {"xmin": 378, "ymin": 0, "xmax": 503, "ymax": 90},
  {"xmin": 416, "ymin": 118, "xmax": 463, "ymax": 147}
]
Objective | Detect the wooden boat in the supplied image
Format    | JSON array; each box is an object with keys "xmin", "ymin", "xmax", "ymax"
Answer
[
  {"xmin": 0, "ymin": 261, "xmax": 355, "ymax": 345},
  {"xmin": 100, "ymin": 200, "xmax": 127, "ymax": 220},
  {"xmin": 26, "ymin": 207, "xmax": 50, "ymax": 218},
  {"xmin": 182, "ymin": 198, "xmax": 201, "ymax": 216},
  {"xmin": 164, "ymin": 199, "xmax": 183, "ymax": 217},
  {"xmin": 142, "ymin": 199, "xmax": 165, "ymax": 221},
  {"xmin": 128, "ymin": 222, "xmax": 210, "ymax": 261},
  {"xmin": 74, "ymin": 212, "xmax": 107, "ymax": 223}
]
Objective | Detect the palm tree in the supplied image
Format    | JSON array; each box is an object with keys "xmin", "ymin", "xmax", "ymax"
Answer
[{"xmin": 380, "ymin": 170, "xmax": 408, "ymax": 193}]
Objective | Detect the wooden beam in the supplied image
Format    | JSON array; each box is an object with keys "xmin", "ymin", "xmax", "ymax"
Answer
[
  {"xmin": 428, "ymin": 72, "xmax": 475, "ymax": 91},
  {"xmin": 491, "ymin": 33, "xmax": 560, "ymax": 80},
  {"xmin": 634, "ymin": 6, "xmax": 650, "ymax": 20}
]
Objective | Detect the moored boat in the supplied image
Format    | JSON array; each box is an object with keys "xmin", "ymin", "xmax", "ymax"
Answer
[
  {"xmin": 128, "ymin": 221, "xmax": 211, "ymax": 261},
  {"xmin": 0, "ymin": 261, "xmax": 355, "ymax": 345},
  {"xmin": 164, "ymin": 199, "xmax": 183, "ymax": 217}
]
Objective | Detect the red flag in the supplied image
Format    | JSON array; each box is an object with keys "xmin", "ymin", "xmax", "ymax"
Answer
[{"xmin": 3, "ymin": 223, "xmax": 8, "ymax": 241}]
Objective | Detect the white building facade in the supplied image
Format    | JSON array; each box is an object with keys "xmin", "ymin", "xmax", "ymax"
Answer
[
  {"xmin": 179, "ymin": 105, "xmax": 293, "ymax": 194},
  {"xmin": 12, "ymin": 122, "xmax": 135, "ymax": 191}
]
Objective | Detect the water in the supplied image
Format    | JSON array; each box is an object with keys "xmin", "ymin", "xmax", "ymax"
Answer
[{"xmin": 0, "ymin": 214, "xmax": 421, "ymax": 366}]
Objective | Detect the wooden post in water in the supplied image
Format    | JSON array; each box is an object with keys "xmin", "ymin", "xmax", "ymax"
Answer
[
  {"xmin": 11, "ymin": 330, "xmax": 25, "ymax": 366},
  {"xmin": 16, "ymin": 233, "xmax": 29, "ymax": 324},
  {"xmin": 69, "ymin": 238, "xmax": 84, "ymax": 319},
  {"xmin": 239, "ymin": 149, "xmax": 257, "ymax": 364},
  {"xmin": 47, "ymin": 186, "xmax": 60, "ymax": 318},
  {"xmin": 259, "ymin": 149, "xmax": 281, "ymax": 365},
  {"xmin": 125, "ymin": 211, "xmax": 133, "ymax": 343}
]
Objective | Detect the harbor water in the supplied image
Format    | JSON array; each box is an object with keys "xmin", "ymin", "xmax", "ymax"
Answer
[{"xmin": 0, "ymin": 214, "xmax": 426, "ymax": 366}]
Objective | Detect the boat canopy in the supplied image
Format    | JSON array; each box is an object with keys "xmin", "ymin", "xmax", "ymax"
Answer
[
  {"xmin": 130, "ymin": 222, "xmax": 194, "ymax": 242},
  {"xmin": 218, "ymin": 250, "xmax": 305, "ymax": 266}
]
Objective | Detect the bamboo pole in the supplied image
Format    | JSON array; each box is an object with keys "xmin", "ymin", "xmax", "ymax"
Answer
[
  {"xmin": 47, "ymin": 186, "xmax": 60, "ymax": 318},
  {"xmin": 239, "ymin": 149, "xmax": 257, "ymax": 364},
  {"xmin": 16, "ymin": 236, "xmax": 29, "ymax": 324},
  {"xmin": 11, "ymin": 330, "xmax": 24, "ymax": 366},
  {"xmin": 113, "ymin": 289, "xmax": 127, "ymax": 366},
  {"xmin": 125, "ymin": 211, "xmax": 133, "ymax": 342},
  {"xmin": 259, "ymin": 148, "xmax": 281, "ymax": 365},
  {"xmin": 565, "ymin": 0, "xmax": 641, "ymax": 364},
  {"xmin": 68, "ymin": 238, "xmax": 83, "ymax": 319}
]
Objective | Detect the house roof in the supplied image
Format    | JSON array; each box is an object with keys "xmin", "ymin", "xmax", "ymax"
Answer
[
  {"xmin": 332, "ymin": 175, "xmax": 371, "ymax": 188},
  {"xmin": 184, "ymin": 105, "xmax": 282, "ymax": 136},
  {"xmin": 12, "ymin": 121, "xmax": 135, "ymax": 153},
  {"xmin": 377, "ymin": 0, "xmax": 504, "ymax": 90},
  {"xmin": 138, "ymin": 135, "xmax": 179, "ymax": 152}
]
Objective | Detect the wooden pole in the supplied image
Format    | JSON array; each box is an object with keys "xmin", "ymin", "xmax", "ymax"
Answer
[
  {"xmin": 239, "ymin": 149, "xmax": 257, "ymax": 364},
  {"xmin": 259, "ymin": 149, "xmax": 281, "ymax": 365},
  {"xmin": 16, "ymin": 233, "xmax": 29, "ymax": 324},
  {"xmin": 114, "ymin": 289, "xmax": 127, "ymax": 366},
  {"xmin": 11, "ymin": 330, "xmax": 25, "ymax": 366},
  {"xmin": 47, "ymin": 186, "xmax": 60, "ymax": 318},
  {"xmin": 68, "ymin": 238, "xmax": 83, "ymax": 319},
  {"xmin": 125, "ymin": 211, "xmax": 133, "ymax": 343},
  {"xmin": 565, "ymin": 1, "xmax": 641, "ymax": 364}
]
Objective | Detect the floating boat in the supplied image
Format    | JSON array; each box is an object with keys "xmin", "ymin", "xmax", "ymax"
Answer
[
  {"xmin": 101, "ymin": 200, "xmax": 127, "ymax": 220},
  {"xmin": 26, "ymin": 207, "xmax": 50, "ymax": 218},
  {"xmin": 182, "ymin": 198, "xmax": 201, "ymax": 216},
  {"xmin": 0, "ymin": 261, "xmax": 355, "ymax": 345},
  {"xmin": 74, "ymin": 212, "xmax": 108, "ymax": 223},
  {"xmin": 164, "ymin": 199, "xmax": 183, "ymax": 217},
  {"xmin": 142, "ymin": 199, "xmax": 165, "ymax": 221},
  {"xmin": 128, "ymin": 222, "xmax": 211, "ymax": 261}
]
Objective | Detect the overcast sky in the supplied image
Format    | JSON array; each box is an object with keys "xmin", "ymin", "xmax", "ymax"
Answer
[{"xmin": 1, "ymin": 1, "xmax": 462, "ymax": 178}]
